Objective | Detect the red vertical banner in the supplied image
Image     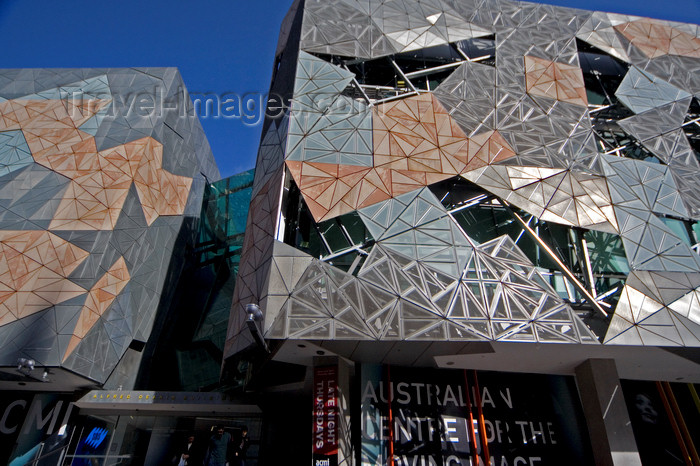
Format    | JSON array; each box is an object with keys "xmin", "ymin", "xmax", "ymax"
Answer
[{"xmin": 313, "ymin": 365, "xmax": 338, "ymax": 466}]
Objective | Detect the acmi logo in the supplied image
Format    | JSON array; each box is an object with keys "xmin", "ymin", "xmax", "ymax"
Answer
[
  {"xmin": 0, "ymin": 398, "xmax": 74, "ymax": 435},
  {"xmin": 85, "ymin": 427, "xmax": 108, "ymax": 449},
  {"xmin": 315, "ymin": 460, "xmax": 330, "ymax": 466}
]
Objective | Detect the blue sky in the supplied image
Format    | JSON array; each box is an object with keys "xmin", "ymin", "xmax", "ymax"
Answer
[{"xmin": 1, "ymin": 0, "xmax": 698, "ymax": 179}]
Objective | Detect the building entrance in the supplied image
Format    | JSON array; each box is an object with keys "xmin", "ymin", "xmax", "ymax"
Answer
[
  {"xmin": 4, "ymin": 390, "xmax": 261, "ymax": 466},
  {"xmin": 58, "ymin": 414, "xmax": 261, "ymax": 466}
]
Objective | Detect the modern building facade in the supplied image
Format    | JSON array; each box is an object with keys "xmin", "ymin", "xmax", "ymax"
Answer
[
  {"xmin": 1, "ymin": 1, "xmax": 700, "ymax": 465},
  {"xmin": 0, "ymin": 68, "xmax": 250, "ymax": 465},
  {"xmin": 0, "ymin": 68, "xmax": 219, "ymax": 386},
  {"xmin": 224, "ymin": 0, "xmax": 700, "ymax": 464}
]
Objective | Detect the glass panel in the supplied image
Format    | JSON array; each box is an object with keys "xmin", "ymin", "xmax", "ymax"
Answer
[
  {"xmin": 327, "ymin": 250, "xmax": 369, "ymax": 275},
  {"xmin": 409, "ymin": 68, "xmax": 458, "ymax": 91},
  {"xmin": 394, "ymin": 43, "xmax": 463, "ymax": 74},
  {"xmin": 461, "ymin": 320, "xmax": 491, "ymax": 338},
  {"xmin": 577, "ymin": 39, "xmax": 629, "ymax": 107},
  {"xmin": 402, "ymin": 319, "xmax": 438, "ymax": 338},
  {"xmin": 661, "ymin": 217, "xmax": 692, "ymax": 246},
  {"xmin": 319, "ymin": 220, "xmax": 350, "ymax": 252},
  {"xmin": 429, "ymin": 177, "xmax": 616, "ymax": 318},
  {"xmin": 550, "ymin": 273, "xmax": 569, "ymax": 300},
  {"xmin": 683, "ymin": 98, "xmax": 700, "ymax": 155},
  {"xmin": 64, "ymin": 415, "xmax": 120, "ymax": 465},
  {"xmin": 340, "ymin": 212, "xmax": 373, "ymax": 244},
  {"xmin": 150, "ymin": 170, "xmax": 258, "ymax": 392},
  {"xmin": 536, "ymin": 324, "xmax": 574, "ymax": 342},
  {"xmin": 584, "ymin": 230, "xmax": 630, "ymax": 274},
  {"xmin": 593, "ymin": 127, "xmax": 661, "ymax": 162},
  {"xmin": 345, "ymin": 57, "xmax": 399, "ymax": 88},
  {"xmin": 455, "ymin": 35, "xmax": 496, "ymax": 64},
  {"xmin": 313, "ymin": 38, "xmax": 496, "ymax": 101}
]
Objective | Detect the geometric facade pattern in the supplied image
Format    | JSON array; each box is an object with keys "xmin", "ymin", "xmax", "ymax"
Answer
[
  {"xmin": 605, "ymin": 271, "xmax": 700, "ymax": 345},
  {"xmin": 614, "ymin": 18, "xmax": 700, "ymax": 59},
  {"xmin": 226, "ymin": 0, "xmax": 700, "ymax": 358},
  {"xmin": 300, "ymin": 0, "xmax": 493, "ymax": 59},
  {"xmin": 286, "ymin": 52, "xmax": 373, "ymax": 167},
  {"xmin": 2, "ymin": 85, "xmax": 193, "ymax": 230},
  {"xmin": 358, "ymin": 187, "xmax": 472, "ymax": 277},
  {"xmin": 0, "ymin": 131, "xmax": 33, "ymax": 177},
  {"xmin": 0, "ymin": 68, "xmax": 219, "ymax": 384},
  {"xmin": 615, "ymin": 67, "xmax": 692, "ymax": 114},
  {"xmin": 462, "ymin": 166, "xmax": 619, "ymax": 232},
  {"xmin": 524, "ymin": 55, "xmax": 588, "ymax": 107},
  {"xmin": 0, "ymin": 230, "xmax": 88, "ymax": 326},
  {"xmin": 287, "ymin": 90, "xmax": 517, "ymax": 222},
  {"xmin": 64, "ymin": 257, "xmax": 130, "ymax": 361},
  {"xmin": 294, "ymin": 184, "xmax": 597, "ymax": 343},
  {"xmin": 266, "ymin": 236, "xmax": 599, "ymax": 344}
]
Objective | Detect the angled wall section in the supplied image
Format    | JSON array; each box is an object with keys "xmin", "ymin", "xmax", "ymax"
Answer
[
  {"xmin": 0, "ymin": 68, "xmax": 219, "ymax": 386},
  {"xmin": 226, "ymin": 0, "xmax": 700, "ymax": 360}
]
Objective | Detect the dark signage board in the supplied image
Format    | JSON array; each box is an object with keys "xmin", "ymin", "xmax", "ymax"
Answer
[
  {"xmin": 622, "ymin": 380, "xmax": 700, "ymax": 465},
  {"xmin": 0, "ymin": 392, "xmax": 75, "ymax": 465},
  {"xmin": 361, "ymin": 365, "xmax": 592, "ymax": 466},
  {"xmin": 69, "ymin": 417, "xmax": 114, "ymax": 466},
  {"xmin": 313, "ymin": 365, "xmax": 339, "ymax": 466}
]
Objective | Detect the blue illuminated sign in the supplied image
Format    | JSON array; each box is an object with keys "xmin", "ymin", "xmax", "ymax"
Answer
[{"xmin": 84, "ymin": 427, "xmax": 108, "ymax": 449}]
